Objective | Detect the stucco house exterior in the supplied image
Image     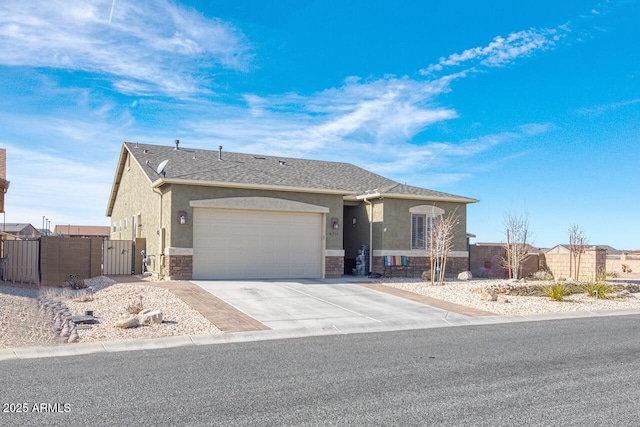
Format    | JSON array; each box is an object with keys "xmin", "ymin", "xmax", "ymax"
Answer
[{"xmin": 106, "ymin": 141, "xmax": 478, "ymax": 280}]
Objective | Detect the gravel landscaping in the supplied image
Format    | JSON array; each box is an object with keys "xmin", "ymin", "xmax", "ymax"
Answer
[
  {"xmin": 0, "ymin": 277, "xmax": 221, "ymax": 350},
  {"xmin": 377, "ymin": 277, "xmax": 640, "ymax": 315}
]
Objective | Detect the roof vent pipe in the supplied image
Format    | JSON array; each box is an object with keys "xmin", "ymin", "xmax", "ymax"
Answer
[
  {"xmin": 218, "ymin": 145, "xmax": 223, "ymax": 161},
  {"xmin": 174, "ymin": 139, "xmax": 180, "ymax": 150}
]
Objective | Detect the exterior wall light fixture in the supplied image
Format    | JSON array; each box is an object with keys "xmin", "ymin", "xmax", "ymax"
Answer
[{"xmin": 331, "ymin": 217, "xmax": 339, "ymax": 229}]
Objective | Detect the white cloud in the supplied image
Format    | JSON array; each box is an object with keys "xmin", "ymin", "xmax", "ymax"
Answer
[
  {"xmin": 421, "ymin": 27, "xmax": 568, "ymax": 75},
  {"xmin": 0, "ymin": 0, "xmax": 252, "ymax": 96},
  {"xmin": 576, "ymin": 98, "xmax": 640, "ymax": 116},
  {"xmin": 2, "ymin": 143, "xmax": 113, "ymax": 228}
]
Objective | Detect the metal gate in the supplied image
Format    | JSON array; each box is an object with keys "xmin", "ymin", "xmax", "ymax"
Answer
[
  {"xmin": 1, "ymin": 240, "xmax": 40, "ymax": 284},
  {"xmin": 103, "ymin": 240, "xmax": 134, "ymax": 275}
]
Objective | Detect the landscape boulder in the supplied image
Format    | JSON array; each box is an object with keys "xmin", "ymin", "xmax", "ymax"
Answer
[
  {"xmin": 114, "ymin": 314, "xmax": 139, "ymax": 329},
  {"xmin": 457, "ymin": 271, "xmax": 473, "ymax": 281},
  {"xmin": 138, "ymin": 309, "xmax": 163, "ymax": 324},
  {"xmin": 497, "ymin": 295, "xmax": 510, "ymax": 304}
]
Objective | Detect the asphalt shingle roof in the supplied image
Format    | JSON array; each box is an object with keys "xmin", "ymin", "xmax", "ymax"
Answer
[{"xmin": 124, "ymin": 142, "xmax": 475, "ymax": 201}]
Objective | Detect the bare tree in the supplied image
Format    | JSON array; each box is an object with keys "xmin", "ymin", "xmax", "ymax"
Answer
[
  {"xmin": 429, "ymin": 210, "xmax": 459, "ymax": 286},
  {"xmin": 503, "ymin": 212, "xmax": 531, "ymax": 279},
  {"xmin": 568, "ymin": 224, "xmax": 588, "ymax": 281}
]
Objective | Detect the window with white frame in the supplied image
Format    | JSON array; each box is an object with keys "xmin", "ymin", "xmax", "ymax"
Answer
[
  {"xmin": 411, "ymin": 214, "xmax": 435, "ymax": 249},
  {"xmin": 410, "ymin": 205, "xmax": 445, "ymax": 250}
]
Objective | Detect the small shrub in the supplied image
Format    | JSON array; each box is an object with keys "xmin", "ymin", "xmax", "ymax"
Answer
[
  {"xmin": 67, "ymin": 275, "xmax": 88, "ymax": 290},
  {"xmin": 539, "ymin": 283, "xmax": 571, "ymax": 301},
  {"xmin": 125, "ymin": 296, "xmax": 144, "ymax": 314},
  {"xmin": 582, "ymin": 281, "xmax": 617, "ymax": 300}
]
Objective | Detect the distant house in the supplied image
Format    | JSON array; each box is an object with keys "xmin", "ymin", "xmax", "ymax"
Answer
[
  {"xmin": 2, "ymin": 223, "xmax": 40, "ymax": 240},
  {"xmin": 106, "ymin": 141, "xmax": 478, "ymax": 280},
  {"xmin": 53, "ymin": 225, "xmax": 110, "ymax": 239},
  {"xmin": 545, "ymin": 244, "xmax": 621, "ymax": 255}
]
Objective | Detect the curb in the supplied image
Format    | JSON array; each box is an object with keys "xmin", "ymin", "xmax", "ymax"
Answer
[{"xmin": 1, "ymin": 309, "xmax": 639, "ymax": 361}]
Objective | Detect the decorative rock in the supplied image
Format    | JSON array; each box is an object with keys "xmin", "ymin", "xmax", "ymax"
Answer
[
  {"xmin": 114, "ymin": 314, "xmax": 139, "ymax": 329},
  {"xmin": 59, "ymin": 321, "xmax": 70, "ymax": 337},
  {"xmin": 421, "ymin": 271, "xmax": 431, "ymax": 281},
  {"xmin": 67, "ymin": 328, "xmax": 79, "ymax": 343},
  {"xmin": 497, "ymin": 295, "xmax": 510, "ymax": 304},
  {"xmin": 480, "ymin": 290, "xmax": 498, "ymax": 301},
  {"xmin": 457, "ymin": 271, "xmax": 473, "ymax": 281},
  {"xmin": 138, "ymin": 309, "xmax": 163, "ymax": 324}
]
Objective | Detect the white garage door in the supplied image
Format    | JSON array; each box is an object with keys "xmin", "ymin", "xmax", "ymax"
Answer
[{"xmin": 193, "ymin": 208, "xmax": 323, "ymax": 279}]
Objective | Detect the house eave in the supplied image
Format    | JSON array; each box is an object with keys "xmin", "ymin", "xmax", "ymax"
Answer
[
  {"xmin": 355, "ymin": 192, "xmax": 478, "ymax": 204},
  {"xmin": 151, "ymin": 177, "xmax": 356, "ymax": 196}
]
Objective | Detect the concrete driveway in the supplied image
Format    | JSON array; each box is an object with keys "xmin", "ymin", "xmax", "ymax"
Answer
[{"xmin": 191, "ymin": 278, "xmax": 477, "ymax": 334}]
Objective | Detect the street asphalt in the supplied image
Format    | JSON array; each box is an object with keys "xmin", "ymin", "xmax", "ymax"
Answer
[{"xmin": 2, "ymin": 315, "xmax": 640, "ymax": 426}]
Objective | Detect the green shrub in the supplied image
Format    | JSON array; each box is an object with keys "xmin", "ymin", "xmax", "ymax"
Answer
[
  {"xmin": 539, "ymin": 283, "xmax": 571, "ymax": 301},
  {"xmin": 582, "ymin": 281, "xmax": 617, "ymax": 299}
]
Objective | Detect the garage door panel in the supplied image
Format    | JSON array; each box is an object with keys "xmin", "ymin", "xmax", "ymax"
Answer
[{"xmin": 193, "ymin": 208, "xmax": 323, "ymax": 279}]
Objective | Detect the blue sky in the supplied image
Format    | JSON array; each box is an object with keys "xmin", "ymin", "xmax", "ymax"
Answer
[{"xmin": 1, "ymin": 0, "xmax": 638, "ymax": 249}]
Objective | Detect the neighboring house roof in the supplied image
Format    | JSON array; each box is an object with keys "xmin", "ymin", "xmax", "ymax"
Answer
[
  {"xmin": 544, "ymin": 244, "xmax": 619, "ymax": 255},
  {"xmin": 107, "ymin": 142, "xmax": 478, "ymax": 216},
  {"xmin": 54, "ymin": 225, "xmax": 110, "ymax": 237},
  {"xmin": 2, "ymin": 223, "xmax": 40, "ymax": 236}
]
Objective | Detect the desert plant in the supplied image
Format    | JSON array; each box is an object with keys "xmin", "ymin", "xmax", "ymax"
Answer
[
  {"xmin": 581, "ymin": 282, "xmax": 615, "ymax": 299},
  {"xmin": 568, "ymin": 224, "xmax": 588, "ymax": 281},
  {"xmin": 503, "ymin": 212, "xmax": 532, "ymax": 279},
  {"xmin": 582, "ymin": 273, "xmax": 618, "ymax": 299},
  {"xmin": 67, "ymin": 274, "xmax": 88, "ymax": 290},
  {"xmin": 539, "ymin": 283, "xmax": 571, "ymax": 301},
  {"xmin": 125, "ymin": 296, "xmax": 144, "ymax": 314},
  {"xmin": 429, "ymin": 209, "xmax": 459, "ymax": 286}
]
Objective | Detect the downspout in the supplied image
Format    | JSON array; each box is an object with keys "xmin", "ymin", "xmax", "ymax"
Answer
[
  {"xmin": 152, "ymin": 186, "xmax": 164, "ymax": 279},
  {"xmin": 364, "ymin": 197, "xmax": 373, "ymax": 274}
]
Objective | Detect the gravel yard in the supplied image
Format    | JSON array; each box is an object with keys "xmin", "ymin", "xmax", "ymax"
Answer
[
  {"xmin": 2, "ymin": 276, "xmax": 639, "ymax": 350},
  {"xmin": 1, "ymin": 277, "xmax": 221, "ymax": 350},
  {"xmin": 378, "ymin": 277, "xmax": 640, "ymax": 315}
]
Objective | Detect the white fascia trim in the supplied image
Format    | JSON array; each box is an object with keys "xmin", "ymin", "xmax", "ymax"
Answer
[
  {"xmin": 325, "ymin": 250, "xmax": 345, "ymax": 257},
  {"xmin": 382, "ymin": 194, "xmax": 479, "ymax": 203},
  {"xmin": 153, "ymin": 178, "xmax": 353, "ymax": 196},
  {"xmin": 164, "ymin": 247, "xmax": 194, "ymax": 256},
  {"xmin": 190, "ymin": 196, "xmax": 330, "ymax": 214},
  {"xmin": 372, "ymin": 250, "xmax": 469, "ymax": 258}
]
